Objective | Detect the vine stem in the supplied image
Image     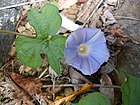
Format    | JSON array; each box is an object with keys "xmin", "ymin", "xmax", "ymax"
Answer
[
  {"xmin": 0, "ymin": 29, "xmax": 35, "ymax": 38},
  {"xmin": 42, "ymin": 83, "xmax": 120, "ymax": 89},
  {"xmin": 107, "ymin": 62, "xmax": 124, "ymax": 80}
]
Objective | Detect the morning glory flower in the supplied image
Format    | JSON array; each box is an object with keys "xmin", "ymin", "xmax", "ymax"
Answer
[{"xmin": 64, "ymin": 28, "xmax": 109, "ymax": 75}]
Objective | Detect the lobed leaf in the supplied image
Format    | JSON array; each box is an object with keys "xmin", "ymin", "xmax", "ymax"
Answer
[
  {"xmin": 16, "ymin": 4, "xmax": 64, "ymax": 73},
  {"xmin": 73, "ymin": 92, "xmax": 111, "ymax": 105},
  {"xmin": 28, "ymin": 4, "xmax": 62, "ymax": 38},
  {"xmin": 16, "ymin": 36, "xmax": 46, "ymax": 68},
  {"xmin": 121, "ymin": 74, "xmax": 140, "ymax": 105},
  {"xmin": 43, "ymin": 35, "xmax": 66, "ymax": 74}
]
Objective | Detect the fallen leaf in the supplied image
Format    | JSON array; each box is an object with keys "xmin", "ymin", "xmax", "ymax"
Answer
[
  {"xmin": 16, "ymin": 12, "xmax": 27, "ymax": 30},
  {"xmin": 108, "ymin": 24, "xmax": 140, "ymax": 45},
  {"xmin": 105, "ymin": 0, "xmax": 118, "ymax": 6},
  {"xmin": 101, "ymin": 9, "xmax": 117, "ymax": 26},
  {"xmin": 17, "ymin": 25, "xmax": 26, "ymax": 33},
  {"xmin": 69, "ymin": 68, "xmax": 92, "ymax": 90},
  {"xmin": 8, "ymin": 72, "xmax": 42, "ymax": 94},
  {"xmin": 58, "ymin": 0, "xmax": 78, "ymax": 10},
  {"xmin": 6, "ymin": 72, "xmax": 40, "ymax": 105},
  {"xmin": 108, "ymin": 26, "xmax": 129, "ymax": 38},
  {"xmin": 76, "ymin": 0, "xmax": 101, "ymax": 25},
  {"xmin": 77, "ymin": 0, "xmax": 88, "ymax": 2},
  {"xmin": 107, "ymin": 25, "xmax": 131, "ymax": 46},
  {"xmin": 8, "ymin": 45, "xmax": 16, "ymax": 57},
  {"xmin": 115, "ymin": 37, "xmax": 128, "ymax": 46},
  {"xmin": 58, "ymin": 0, "xmax": 88, "ymax": 10},
  {"xmin": 129, "ymin": 37, "xmax": 140, "ymax": 45},
  {"xmin": 51, "ymin": 84, "xmax": 92, "ymax": 105},
  {"xmin": 99, "ymin": 75, "xmax": 114, "ymax": 104}
]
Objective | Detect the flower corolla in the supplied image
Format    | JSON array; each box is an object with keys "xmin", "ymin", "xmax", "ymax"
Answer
[{"xmin": 64, "ymin": 28, "xmax": 109, "ymax": 75}]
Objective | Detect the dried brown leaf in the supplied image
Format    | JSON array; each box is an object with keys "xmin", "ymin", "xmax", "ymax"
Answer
[
  {"xmin": 108, "ymin": 26, "xmax": 129, "ymax": 38},
  {"xmin": 69, "ymin": 68, "xmax": 91, "ymax": 90},
  {"xmin": 8, "ymin": 46, "xmax": 16, "ymax": 57},
  {"xmin": 58, "ymin": 0, "xmax": 78, "ymax": 10},
  {"xmin": 7, "ymin": 72, "xmax": 38, "ymax": 105},
  {"xmin": 77, "ymin": 0, "xmax": 88, "ymax": 3},
  {"xmin": 107, "ymin": 25, "xmax": 140, "ymax": 45},
  {"xmin": 58, "ymin": 0, "xmax": 87, "ymax": 10},
  {"xmin": 101, "ymin": 9, "xmax": 117, "ymax": 26},
  {"xmin": 99, "ymin": 74, "xmax": 114, "ymax": 103},
  {"xmin": 128, "ymin": 36, "xmax": 140, "ymax": 45},
  {"xmin": 16, "ymin": 12, "xmax": 27, "ymax": 30},
  {"xmin": 8, "ymin": 72, "xmax": 42, "ymax": 94},
  {"xmin": 107, "ymin": 26, "xmax": 131, "ymax": 46}
]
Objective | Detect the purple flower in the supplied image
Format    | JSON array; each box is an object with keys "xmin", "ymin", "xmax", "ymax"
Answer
[{"xmin": 64, "ymin": 28, "xmax": 109, "ymax": 75}]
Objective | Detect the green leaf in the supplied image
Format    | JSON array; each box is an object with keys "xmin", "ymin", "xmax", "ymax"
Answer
[
  {"xmin": 15, "ymin": 4, "xmax": 62, "ymax": 68},
  {"xmin": 121, "ymin": 74, "xmax": 140, "ymax": 105},
  {"xmin": 16, "ymin": 36, "xmax": 47, "ymax": 68},
  {"xmin": 43, "ymin": 35, "xmax": 66, "ymax": 75},
  {"xmin": 28, "ymin": 4, "xmax": 62, "ymax": 38},
  {"xmin": 74, "ymin": 92, "xmax": 111, "ymax": 105}
]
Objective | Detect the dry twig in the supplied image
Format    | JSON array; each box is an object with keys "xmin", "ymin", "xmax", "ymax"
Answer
[
  {"xmin": 0, "ymin": 0, "xmax": 46, "ymax": 10},
  {"xmin": 42, "ymin": 83, "xmax": 120, "ymax": 88}
]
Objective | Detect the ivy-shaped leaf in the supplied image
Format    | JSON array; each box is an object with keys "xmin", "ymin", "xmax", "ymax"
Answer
[
  {"xmin": 121, "ymin": 74, "xmax": 140, "ymax": 105},
  {"xmin": 16, "ymin": 36, "xmax": 47, "ymax": 68},
  {"xmin": 73, "ymin": 92, "xmax": 111, "ymax": 105},
  {"xmin": 28, "ymin": 4, "xmax": 62, "ymax": 38},
  {"xmin": 16, "ymin": 4, "xmax": 63, "ymax": 72},
  {"xmin": 43, "ymin": 35, "xmax": 66, "ymax": 74}
]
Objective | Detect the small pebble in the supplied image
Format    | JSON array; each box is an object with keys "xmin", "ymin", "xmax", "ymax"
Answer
[
  {"xmin": 96, "ymin": 20, "xmax": 103, "ymax": 28},
  {"xmin": 8, "ymin": 46, "xmax": 16, "ymax": 57},
  {"xmin": 66, "ymin": 14, "xmax": 76, "ymax": 20},
  {"xmin": 25, "ymin": 22, "xmax": 32, "ymax": 30},
  {"xmin": 23, "ymin": 5, "xmax": 31, "ymax": 11},
  {"xmin": 68, "ymin": 9, "xmax": 78, "ymax": 15},
  {"xmin": 10, "ymin": 16, "xmax": 15, "ymax": 23},
  {"xmin": 17, "ymin": 26, "xmax": 26, "ymax": 33},
  {"xmin": 53, "ymin": 86, "xmax": 62, "ymax": 94},
  {"xmin": 64, "ymin": 87, "xmax": 73, "ymax": 96}
]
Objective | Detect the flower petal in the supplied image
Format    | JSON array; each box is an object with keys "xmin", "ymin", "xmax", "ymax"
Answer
[
  {"xmin": 64, "ymin": 48, "xmax": 78, "ymax": 64},
  {"xmin": 89, "ymin": 43, "xmax": 109, "ymax": 63},
  {"xmin": 79, "ymin": 57, "xmax": 100, "ymax": 75},
  {"xmin": 65, "ymin": 33, "xmax": 79, "ymax": 49},
  {"xmin": 68, "ymin": 56, "xmax": 82, "ymax": 69},
  {"xmin": 83, "ymin": 28, "xmax": 101, "ymax": 42},
  {"xmin": 86, "ymin": 29, "xmax": 105, "ymax": 45},
  {"xmin": 71, "ymin": 28, "xmax": 86, "ymax": 44}
]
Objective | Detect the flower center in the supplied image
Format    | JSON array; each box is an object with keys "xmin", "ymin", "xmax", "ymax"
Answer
[{"xmin": 78, "ymin": 44, "xmax": 89, "ymax": 56}]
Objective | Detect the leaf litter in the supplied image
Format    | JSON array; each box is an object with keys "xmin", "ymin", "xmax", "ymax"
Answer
[{"xmin": 0, "ymin": 0, "xmax": 140, "ymax": 105}]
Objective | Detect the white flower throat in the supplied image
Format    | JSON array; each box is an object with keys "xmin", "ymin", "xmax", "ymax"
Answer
[{"xmin": 78, "ymin": 44, "xmax": 89, "ymax": 56}]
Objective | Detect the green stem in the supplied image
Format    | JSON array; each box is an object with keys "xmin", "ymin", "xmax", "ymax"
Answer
[
  {"xmin": 107, "ymin": 62, "xmax": 124, "ymax": 79},
  {"xmin": 0, "ymin": 29, "xmax": 35, "ymax": 38}
]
